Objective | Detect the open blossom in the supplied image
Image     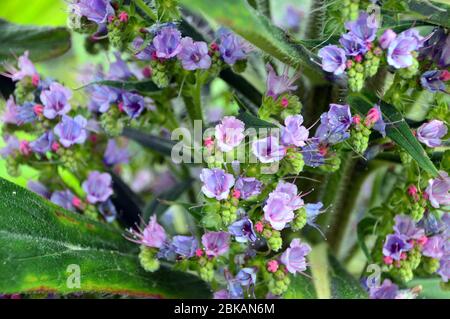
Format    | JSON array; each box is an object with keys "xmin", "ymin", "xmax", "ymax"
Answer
[
  {"xmin": 2, "ymin": 51, "xmax": 39, "ymax": 82},
  {"xmin": 0, "ymin": 135, "xmax": 19, "ymax": 158},
  {"xmin": 214, "ymin": 116, "xmax": 245, "ymax": 152},
  {"xmin": 345, "ymin": 12, "xmax": 378, "ymax": 44},
  {"xmin": 228, "ymin": 217, "xmax": 257, "ymax": 243},
  {"xmin": 281, "ymin": 5, "xmax": 303, "ymax": 32},
  {"xmin": 280, "ymin": 238, "xmax": 311, "ymax": 274},
  {"xmin": 69, "ymin": 0, "xmax": 114, "ymax": 24},
  {"xmin": 172, "ymin": 236, "xmax": 198, "ymax": 258},
  {"xmin": 234, "ymin": 177, "xmax": 262, "ymax": 200},
  {"xmin": 50, "ymin": 190, "xmax": 77, "ymax": 212},
  {"xmin": 121, "ymin": 92, "xmax": 145, "ymax": 119},
  {"xmin": 252, "ymin": 136, "xmax": 286, "ymax": 163},
  {"xmin": 315, "ymin": 104, "xmax": 352, "ymax": 144},
  {"xmin": 16, "ymin": 102, "xmax": 38, "ymax": 125},
  {"xmin": 422, "ymin": 235, "xmax": 445, "ymax": 259},
  {"xmin": 103, "ymin": 139, "xmax": 129, "ymax": 166},
  {"xmin": 281, "ymin": 115, "xmax": 309, "ymax": 147},
  {"xmin": 379, "ymin": 29, "xmax": 397, "ymax": 50},
  {"xmin": 318, "ymin": 45, "xmax": 347, "ymax": 75},
  {"xmin": 82, "ymin": 171, "xmax": 113, "ymax": 204},
  {"xmin": 302, "ymin": 142, "xmax": 325, "ymax": 167},
  {"xmin": 393, "ymin": 215, "xmax": 424, "ymax": 241},
  {"xmin": 27, "ymin": 181, "xmax": 50, "ymax": 199},
  {"xmin": 132, "ymin": 37, "xmax": 155, "ymax": 60},
  {"xmin": 339, "ymin": 32, "xmax": 367, "ymax": 56},
  {"xmin": 2, "ymin": 96, "xmax": 18, "ymax": 125},
  {"xmin": 272, "ymin": 182, "xmax": 304, "ymax": 211},
  {"xmin": 425, "ymin": 171, "xmax": 450, "ymax": 208},
  {"xmin": 387, "ymin": 33, "xmax": 418, "ymax": 69},
  {"xmin": 218, "ymin": 28, "xmax": 252, "ymax": 65},
  {"xmin": 30, "ymin": 131, "xmax": 54, "ymax": 154},
  {"xmin": 420, "ymin": 70, "xmax": 449, "ymax": 93},
  {"xmin": 202, "ymin": 231, "xmax": 230, "ymax": 257},
  {"xmin": 263, "ymin": 192, "xmax": 295, "ymax": 230},
  {"xmin": 178, "ymin": 37, "xmax": 211, "ymax": 70},
  {"xmin": 420, "ymin": 28, "xmax": 450, "ymax": 69},
  {"xmin": 200, "ymin": 168, "xmax": 235, "ymax": 200},
  {"xmin": 235, "ymin": 267, "xmax": 257, "ymax": 288},
  {"xmin": 153, "ymin": 27, "xmax": 182, "ymax": 59},
  {"xmin": 54, "ymin": 115, "xmax": 88, "ymax": 147},
  {"xmin": 417, "ymin": 120, "xmax": 447, "ymax": 148},
  {"xmin": 265, "ymin": 64, "xmax": 299, "ymax": 99},
  {"xmin": 369, "ymin": 279, "xmax": 399, "ymax": 299},
  {"xmin": 126, "ymin": 215, "xmax": 167, "ymax": 248},
  {"xmin": 382, "ymin": 234, "xmax": 412, "ymax": 261},
  {"xmin": 108, "ymin": 53, "xmax": 133, "ymax": 80},
  {"xmin": 40, "ymin": 82, "xmax": 72, "ymax": 119},
  {"xmin": 89, "ymin": 85, "xmax": 119, "ymax": 113}
]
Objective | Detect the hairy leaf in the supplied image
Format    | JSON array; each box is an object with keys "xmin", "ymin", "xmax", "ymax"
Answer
[
  {"xmin": 0, "ymin": 178, "xmax": 210, "ymax": 297},
  {"xmin": 407, "ymin": 0, "xmax": 450, "ymax": 28}
]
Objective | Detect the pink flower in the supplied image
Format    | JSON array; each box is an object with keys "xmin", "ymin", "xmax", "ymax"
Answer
[
  {"xmin": 263, "ymin": 192, "xmax": 295, "ymax": 230},
  {"xmin": 214, "ymin": 116, "xmax": 245, "ymax": 152},
  {"xmin": 125, "ymin": 215, "xmax": 167, "ymax": 248},
  {"xmin": 200, "ymin": 168, "xmax": 235, "ymax": 200},
  {"xmin": 202, "ymin": 231, "xmax": 230, "ymax": 257},
  {"xmin": 425, "ymin": 171, "xmax": 450, "ymax": 208},
  {"xmin": 281, "ymin": 115, "xmax": 309, "ymax": 147},
  {"xmin": 252, "ymin": 136, "xmax": 286, "ymax": 163},
  {"xmin": 280, "ymin": 238, "xmax": 311, "ymax": 274}
]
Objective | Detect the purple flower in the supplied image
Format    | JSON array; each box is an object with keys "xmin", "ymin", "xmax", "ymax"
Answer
[
  {"xmin": 420, "ymin": 70, "xmax": 448, "ymax": 93},
  {"xmin": 339, "ymin": 32, "xmax": 367, "ymax": 56},
  {"xmin": 69, "ymin": 0, "xmax": 114, "ymax": 24},
  {"xmin": 393, "ymin": 215, "xmax": 424, "ymax": 241},
  {"xmin": 417, "ymin": 120, "xmax": 447, "ymax": 148},
  {"xmin": 132, "ymin": 37, "xmax": 155, "ymax": 60},
  {"xmin": 200, "ymin": 168, "xmax": 235, "ymax": 200},
  {"xmin": 387, "ymin": 34, "xmax": 418, "ymax": 69},
  {"xmin": 108, "ymin": 52, "xmax": 133, "ymax": 80},
  {"xmin": 202, "ymin": 231, "xmax": 230, "ymax": 257},
  {"xmin": 281, "ymin": 5, "xmax": 303, "ymax": 32},
  {"xmin": 252, "ymin": 136, "xmax": 286, "ymax": 163},
  {"xmin": 178, "ymin": 37, "xmax": 211, "ymax": 70},
  {"xmin": 345, "ymin": 12, "xmax": 378, "ymax": 44},
  {"xmin": 98, "ymin": 199, "xmax": 117, "ymax": 223},
  {"xmin": 235, "ymin": 267, "xmax": 257, "ymax": 287},
  {"xmin": 315, "ymin": 104, "xmax": 352, "ymax": 144},
  {"xmin": 50, "ymin": 190, "xmax": 76, "ymax": 212},
  {"xmin": 318, "ymin": 45, "xmax": 347, "ymax": 75},
  {"xmin": 103, "ymin": 139, "xmax": 129, "ymax": 166},
  {"xmin": 281, "ymin": 115, "xmax": 309, "ymax": 147},
  {"xmin": 213, "ymin": 289, "xmax": 231, "ymax": 299},
  {"xmin": 218, "ymin": 29, "xmax": 252, "ymax": 65},
  {"xmin": 425, "ymin": 171, "xmax": 450, "ymax": 208},
  {"xmin": 172, "ymin": 235, "xmax": 198, "ymax": 258},
  {"xmin": 16, "ymin": 102, "xmax": 38, "ymax": 125},
  {"xmin": 302, "ymin": 142, "xmax": 325, "ymax": 167},
  {"xmin": 121, "ymin": 92, "xmax": 145, "ymax": 119},
  {"xmin": 54, "ymin": 115, "xmax": 88, "ymax": 148},
  {"xmin": 422, "ymin": 235, "xmax": 445, "ymax": 259},
  {"xmin": 214, "ymin": 116, "xmax": 245, "ymax": 152},
  {"xmin": 125, "ymin": 215, "xmax": 167, "ymax": 248},
  {"xmin": 234, "ymin": 177, "xmax": 262, "ymax": 200},
  {"xmin": 152, "ymin": 27, "xmax": 182, "ymax": 59},
  {"xmin": 369, "ymin": 279, "xmax": 399, "ymax": 299},
  {"xmin": 0, "ymin": 135, "xmax": 19, "ymax": 158},
  {"xmin": 280, "ymin": 238, "xmax": 311, "ymax": 274},
  {"xmin": 420, "ymin": 29, "xmax": 450, "ymax": 68},
  {"xmin": 82, "ymin": 171, "xmax": 113, "ymax": 204},
  {"xmin": 438, "ymin": 255, "xmax": 450, "ymax": 282},
  {"xmin": 379, "ymin": 29, "xmax": 397, "ymax": 50},
  {"xmin": 265, "ymin": 64, "xmax": 299, "ymax": 99},
  {"xmin": 40, "ymin": 82, "xmax": 72, "ymax": 119},
  {"xmin": 263, "ymin": 192, "xmax": 295, "ymax": 230},
  {"xmin": 228, "ymin": 217, "xmax": 257, "ymax": 243},
  {"xmin": 273, "ymin": 182, "xmax": 304, "ymax": 210},
  {"xmin": 89, "ymin": 85, "xmax": 119, "ymax": 113},
  {"xmin": 3, "ymin": 51, "xmax": 39, "ymax": 82},
  {"xmin": 305, "ymin": 202, "xmax": 326, "ymax": 235},
  {"xmin": 372, "ymin": 104, "xmax": 386, "ymax": 137},
  {"xmin": 30, "ymin": 131, "xmax": 54, "ymax": 154},
  {"xmin": 401, "ymin": 29, "xmax": 425, "ymax": 49},
  {"xmin": 27, "ymin": 181, "xmax": 50, "ymax": 198},
  {"xmin": 2, "ymin": 96, "xmax": 18, "ymax": 125},
  {"xmin": 382, "ymin": 234, "xmax": 412, "ymax": 261}
]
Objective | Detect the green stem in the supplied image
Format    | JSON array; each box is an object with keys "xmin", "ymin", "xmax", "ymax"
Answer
[{"xmin": 134, "ymin": 0, "xmax": 157, "ymax": 21}]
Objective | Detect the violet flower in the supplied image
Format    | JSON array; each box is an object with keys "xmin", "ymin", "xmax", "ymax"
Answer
[
  {"xmin": 393, "ymin": 215, "xmax": 424, "ymax": 241},
  {"xmin": 132, "ymin": 37, "xmax": 155, "ymax": 60},
  {"xmin": 302, "ymin": 142, "xmax": 325, "ymax": 167},
  {"xmin": 235, "ymin": 267, "xmax": 257, "ymax": 288},
  {"xmin": 382, "ymin": 234, "xmax": 412, "ymax": 261},
  {"xmin": 50, "ymin": 190, "xmax": 77, "ymax": 212},
  {"xmin": 98, "ymin": 199, "xmax": 117, "ymax": 223},
  {"xmin": 125, "ymin": 215, "xmax": 167, "ymax": 248},
  {"xmin": 422, "ymin": 235, "xmax": 445, "ymax": 259},
  {"xmin": 345, "ymin": 12, "xmax": 378, "ymax": 44},
  {"xmin": 0, "ymin": 135, "xmax": 19, "ymax": 158},
  {"xmin": 40, "ymin": 82, "xmax": 72, "ymax": 119},
  {"xmin": 438, "ymin": 254, "xmax": 449, "ymax": 282},
  {"xmin": 272, "ymin": 182, "xmax": 304, "ymax": 211},
  {"xmin": 280, "ymin": 238, "xmax": 311, "ymax": 274},
  {"xmin": 16, "ymin": 102, "xmax": 38, "ymax": 125},
  {"xmin": 281, "ymin": 115, "xmax": 309, "ymax": 147},
  {"xmin": 263, "ymin": 192, "xmax": 295, "ymax": 230},
  {"xmin": 2, "ymin": 51, "xmax": 39, "ymax": 82},
  {"xmin": 234, "ymin": 177, "xmax": 262, "ymax": 200},
  {"xmin": 2, "ymin": 96, "xmax": 18, "ymax": 125},
  {"xmin": 69, "ymin": 0, "xmax": 114, "ymax": 24},
  {"xmin": 178, "ymin": 37, "xmax": 211, "ymax": 70},
  {"xmin": 318, "ymin": 45, "xmax": 347, "ymax": 75},
  {"xmin": 82, "ymin": 171, "xmax": 113, "ymax": 204},
  {"xmin": 315, "ymin": 104, "xmax": 352, "ymax": 144},
  {"xmin": 152, "ymin": 27, "xmax": 182, "ymax": 59},
  {"xmin": 27, "ymin": 181, "xmax": 50, "ymax": 199},
  {"xmin": 339, "ymin": 32, "xmax": 367, "ymax": 56},
  {"xmin": 369, "ymin": 279, "xmax": 399, "ymax": 299},
  {"xmin": 30, "ymin": 131, "xmax": 54, "ymax": 154},
  {"xmin": 89, "ymin": 85, "xmax": 119, "ymax": 113},
  {"xmin": 425, "ymin": 171, "xmax": 450, "ymax": 208},
  {"xmin": 218, "ymin": 28, "xmax": 252, "ymax": 65},
  {"xmin": 172, "ymin": 235, "xmax": 198, "ymax": 258},
  {"xmin": 417, "ymin": 120, "xmax": 447, "ymax": 148},
  {"xmin": 201, "ymin": 231, "xmax": 230, "ymax": 257},
  {"xmin": 420, "ymin": 70, "xmax": 448, "ymax": 93},
  {"xmin": 281, "ymin": 5, "xmax": 303, "ymax": 32},
  {"xmin": 121, "ymin": 92, "xmax": 145, "ymax": 119},
  {"xmin": 107, "ymin": 52, "xmax": 133, "ymax": 80},
  {"xmin": 379, "ymin": 29, "xmax": 397, "ymax": 50},
  {"xmin": 371, "ymin": 104, "xmax": 386, "ymax": 137},
  {"xmin": 387, "ymin": 33, "xmax": 418, "ymax": 69},
  {"xmin": 228, "ymin": 217, "xmax": 257, "ymax": 243},
  {"xmin": 200, "ymin": 168, "xmax": 235, "ymax": 200},
  {"xmin": 54, "ymin": 115, "xmax": 88, "ymax": 148},
  {"xmin": 103, "ymin": 139, "xmax": 129, "ymax": 166},
  {"xmin": 252, "ymin": 136, "xmax": 286, "ymax": 163},
  {"xmin": 265, "ymin": 63, "xmax": 299, "ymax": 100},
  {"xmin": 214, "ymin": 116, "xmax": 245, "ymax": 152}
]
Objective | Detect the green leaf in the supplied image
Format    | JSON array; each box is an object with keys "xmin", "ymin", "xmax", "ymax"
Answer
[
  {"xmin": 348, "ymin": 93, "xmax": 439, "ymax": 177},
  {"xmin": 143, "ymin": 179, "xmax": 194, "ymax": 222},
  {"xmin": 328, "ymin": 255, "xmax": 368, "ymax": 299},
  {"xmin": 407, "ymin": 0, "xmax": 450, "ymax": 28},
  {"xmin": 406, "ymin": 278, "xmax": 450, "ymax": 299},
  {"xmin": 0, "ymin": 178, "xmax": 210, "ymax": 297},
  {"xmin": 237, "ymin": 110, "xmax": 277, "ymax": 129},
  {"xmin": 0, "ymin": 19, "xmax": 71, "ymax": 62},
  {"xmin": 284, "ymin": 274, "xmax": 317, "ymax": 299},
  {"xmin": 122, "ymin": 128, "xmax": 175, "ymax": 157},
  {"xmin": 357, "ymin": 217, "xmax": 378, "ymax": 262},
  {"xmin": 180, "ymin": 0, "xmax": 326, "ymax": 83},
  {"xmin": 80, "ymin": 79, "xmax": 160, "ymax": 94}
]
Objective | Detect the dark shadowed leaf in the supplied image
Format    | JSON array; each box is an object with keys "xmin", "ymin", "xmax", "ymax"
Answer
[
  {"xmin": 0, "ymin": 178, "xmax": 210, "ymax": 298},
  {"xmin": 0, "ymin": 19, "xmax": 71, "ymax": 62},
  {"xmin": 81, "ymin": 79, "xmax": 160, "ymax": 94},
  {"xmin": 357, "ymin": 217, "xmax": 378, "ymax": 262},
  {"xmin": 122, "ymin": 128, "xmax": 175, "ymax": 157},
  {"xmin": 348, "ymin": 93, "xmax": 439, "ymax": 177},
  {"xmin": 407, "ymin": 0, "xmax": 450, "ymax": 28}
]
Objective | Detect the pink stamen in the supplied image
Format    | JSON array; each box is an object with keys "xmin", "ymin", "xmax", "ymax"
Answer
[{"xmin": 267, "ymin": 260, "xmax": 279, "ymax": 273}]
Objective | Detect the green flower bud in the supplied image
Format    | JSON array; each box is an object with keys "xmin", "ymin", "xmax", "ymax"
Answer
[
  {"xmin": 139, "ymin": 246, "xmax": 160, "ymax": 272},
  {"xmin": 398, "ymin": 58, "xmax": 419, "ymax": 79},
  {"xmin": 232, "ymin": 59, "xmax": 247, "ymax": 73},
  {"xmin": 100, "ymin": 108, "xmax": 124, "ymax": 137},
  {"xmin": 199, "ymin": 260, "xmax": 215, "ymax": 282},
  {"xmin": 291, "ymin": 207, "xmax": 307, "ymax": 231},
  {"xmin": 279, "ymin": 151, "xmax": 304, "ymax": 176},
  {"xmin": 6, "ymin": 156, "xmax": 20, "ymax": 177},
  {"xmin": 422, "ymin": 257, "xmax": 440, "ymax": 274},
  {"xmin": 410, "ymin": 201, "xmax": 425, "ymax": 221},
  {"xmin": 267, "ymin": 230, "xmax": 282, "ymax": 252},
  {"xmin": 150, "ymin": 61, "xmax": 170, "ymax": 88}
]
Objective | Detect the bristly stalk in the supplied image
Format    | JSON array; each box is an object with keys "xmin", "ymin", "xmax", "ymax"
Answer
[
  {"xmin": 305, "ymin": 0, "xmax": 328, "ymax": 39},
  {"xmin": 248, "ymin": 0, "xmax": 272, "ymax": 19}
]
